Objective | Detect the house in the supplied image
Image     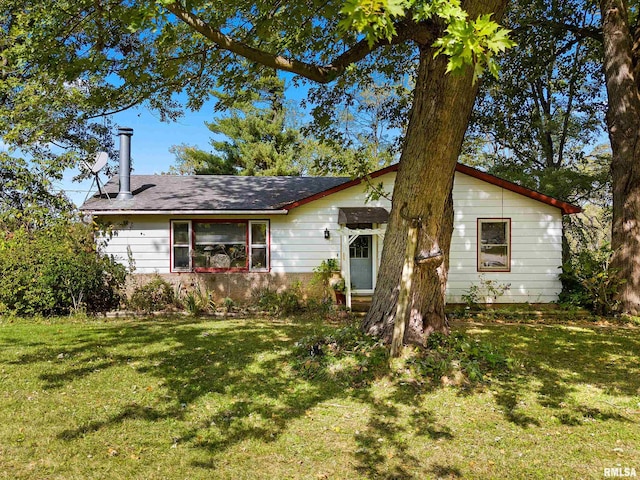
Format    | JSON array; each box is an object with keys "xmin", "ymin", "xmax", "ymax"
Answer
[{"xmin": 81, "ymin": 128, "xmax": 581, "ymax": 307}]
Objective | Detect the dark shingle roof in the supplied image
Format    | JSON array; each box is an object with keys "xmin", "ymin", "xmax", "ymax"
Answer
[{"xmin": 80, "ymin": 175, "xmax": 351, "ymax": 212}]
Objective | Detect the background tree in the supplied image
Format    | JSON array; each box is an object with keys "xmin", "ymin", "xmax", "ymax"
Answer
[
  {"xmin": 465, "ymin": 0, "xmax": 640, "ymax": 315},
  {"xmin": 464, "ymin": 0, "xmax": 611, "ymax": 281},
  {"xmin": 0, "ymin": 154, "xmax": 72, "ymax": 231},
  {"xmin": 0, "ymin": 0, "xmax": 513, "ymax": 345},
  {"xmin": 170, "ymin": 76, "xmax": 306, "ymax": 176},
  {"xmin": 599, "ymin": 0, "xmax": 640, "ymax": 315},
  {"xmin": 171, "ymin": 80, "xmax": 402, "ymax": 178},
  {"xmin": 466, "ymin": 0, "xmax": 609, "ymax": 206},
  {"xmin": 305, "ymin": 82, "xmax": 408, "ymax": 176}
]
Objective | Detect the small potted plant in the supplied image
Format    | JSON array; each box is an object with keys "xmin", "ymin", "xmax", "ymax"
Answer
[
  {"xmin": 332, "ymin": 277, "xmax": 346, "ymax": 305},
  {"xmin": 312, "ymin": 259, "xmax": 342, "ymax": 302}
]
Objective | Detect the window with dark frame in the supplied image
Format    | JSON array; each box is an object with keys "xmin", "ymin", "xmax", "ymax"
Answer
[
  {"xmin": 349, "ymin": 236, "xmax": 370, "ymax": 259},
  {"xmin": 171, "ymin": 220, "xmax": 269, "ymax": 272},
  {"xmin": 478, "ymin": 219, "xmax": 510, "ymax": 272}
]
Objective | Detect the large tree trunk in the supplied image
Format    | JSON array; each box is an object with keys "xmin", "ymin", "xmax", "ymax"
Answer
[
  {"xmin": 363, "ymin": 0, "xmax": 508, "ymax": 345},
  {"xmin": 600, "ymin": 0, "xmax": 640, "ymax": 315}
]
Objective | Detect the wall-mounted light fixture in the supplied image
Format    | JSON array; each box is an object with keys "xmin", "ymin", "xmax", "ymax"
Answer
[{"xmin": 324, "ymin": 228, "xmax": 330, "ymax": 239}]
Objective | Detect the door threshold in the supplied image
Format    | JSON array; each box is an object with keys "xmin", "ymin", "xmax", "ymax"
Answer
[{"xmin": 352, "ymin": 290, "xmax": 374, "ymax": 296}]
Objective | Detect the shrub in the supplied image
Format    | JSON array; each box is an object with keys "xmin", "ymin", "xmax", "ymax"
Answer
[
  {"xmin": 559, "ymin": 243, "xmax": 622, "ymax": 315},
  {"xmin": 0, "ymin": 222, "xmax": 126, "ymax": 316},
  {"xmin": 252, "ymin": 282, "xmax": 304, "ymax": 315},
  {"xmin": 312, "ymin": 259, "xmax": 340, "ymax": 300},
  {"xmin": 177, "ymin": 284, "xmax": 215, "ymax": 316},
  {"xmin": 127, "ymin": 276, "xmax": 175, "ymax": 313},
  {"xmin": 461, "ymin": 275, "xmax": 511, "ymax": 308},
  {"xmin": 223, "ymin": 297, "xmax": 235, "ymax": 313},
  {"xmin": 252, "ymin": 286, "xmax": 279, "ymax": 313}
]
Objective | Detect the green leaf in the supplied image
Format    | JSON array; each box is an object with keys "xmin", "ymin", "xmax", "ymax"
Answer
[
  {"xmin": 486, "ymin": 28, "xmax": 516, "ymax": 53},
  {"xmin": 474, "ymin": 13, "xmax": 499, "ymax": 37}
]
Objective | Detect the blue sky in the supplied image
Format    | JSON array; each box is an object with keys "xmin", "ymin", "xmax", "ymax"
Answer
[
  {"xmin": 55, "ymin": 103, "xmax": 217, "ymax": 207},
  {"xmin": 57, "ymin": 75, "xmax": 310, "ymax": 207}
]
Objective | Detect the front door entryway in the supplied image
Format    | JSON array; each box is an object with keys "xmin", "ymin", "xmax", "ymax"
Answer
[{"xmin": 339, "ymin": 211, "xmax": 389, "ymax": 308}]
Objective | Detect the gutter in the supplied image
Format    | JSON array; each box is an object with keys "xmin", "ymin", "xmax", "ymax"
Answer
[{"xmin": 83, "ymin": 209, "xmax": 290, "ymax": 216}]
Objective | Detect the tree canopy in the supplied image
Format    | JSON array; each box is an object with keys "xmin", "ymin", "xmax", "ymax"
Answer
[
  {"xmin": 169, "ymin": 76, "xmax": 306, "ymax": 176},
  {"xmin": 0, "ymin": 154, "xmax": 72, "ymax": 230},
  {"xmin": 170, "ymin": 78, "xmax": 402, "ymax": 178},
  {"xmin": 0, "ymin": 0, "xmax": 512, "ymax": 162}
]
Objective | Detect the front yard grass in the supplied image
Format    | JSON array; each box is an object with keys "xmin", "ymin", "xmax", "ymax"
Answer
[{"xmin": 0, "ymin": 315, "xmax": 638, "ymax": 479}]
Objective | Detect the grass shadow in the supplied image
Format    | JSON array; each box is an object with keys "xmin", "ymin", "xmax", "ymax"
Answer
[
  {"xmin": 1, "ymin": 316, "xmax": 638, "ymax": 478},
  {"xmin": 460, "ymin": 323, "xmax": 639, "ymax": 428}
]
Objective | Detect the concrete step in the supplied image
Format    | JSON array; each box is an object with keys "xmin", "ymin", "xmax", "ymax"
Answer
[{"xmin": 350, "ymin": 296, "xmax": 372, "ymax": 312}]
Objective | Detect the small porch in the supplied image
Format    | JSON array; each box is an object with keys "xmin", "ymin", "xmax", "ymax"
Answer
[{"xmin": 336, "ymin": 207, "xmax": 389, "ymax": 310}]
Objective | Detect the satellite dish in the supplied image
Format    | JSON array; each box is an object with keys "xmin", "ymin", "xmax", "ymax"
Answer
[
  {"xmin": 91, "ymin": 151, "xmax": 108, "ymax": 173},
  {"xmin": 82, "ymin": 151, "xmax": 111, "ymax": 203}
]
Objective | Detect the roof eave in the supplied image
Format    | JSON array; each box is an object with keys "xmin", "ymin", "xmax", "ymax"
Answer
[
  {"xmin": 82, "ymin": 209, "xmax": 289, "ymax": 216},
  {"xmin": 454, "ymin": 164, "xmax": 583, "ymax": 215},
  {"xmin": 283, "ymin": 163, "xmax": 582, "ymax": 215}
]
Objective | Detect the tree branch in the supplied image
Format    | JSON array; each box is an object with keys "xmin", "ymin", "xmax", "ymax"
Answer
[
  {"xmin": 512, "ymin": 20, "xmax": 602, "ymax": 43},
  {"xmin": 164, "ymin": 2, "xmax": 418, "ymax": 84},
  {"xmin": 557, "ymin": 41, "xmax": 584, "ymax": 169}
]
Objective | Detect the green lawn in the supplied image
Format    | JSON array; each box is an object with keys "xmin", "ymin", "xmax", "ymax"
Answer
[{"xmin": 0, "ymin": 315, "xmax": 638, "ymax": 479}]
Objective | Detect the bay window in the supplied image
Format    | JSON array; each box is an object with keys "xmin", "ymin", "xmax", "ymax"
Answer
[
  {"xmin": 478, "ymin": 219, "xmax": 510, "ymax": 272},
  {"xmin": 171, "ymin": 220, "xmax": 269, "ymax": 272}
]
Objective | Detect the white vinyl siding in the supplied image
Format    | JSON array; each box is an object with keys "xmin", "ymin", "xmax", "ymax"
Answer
[
  {"xmin": 268, "ymin": 173, "xmax": 395, "ymax": 274},
  {"xmin": 98, "ymin": 218, "xmax": 171, "ymax": 273},
  {"xmin": 448, "ymin": 173, "xmax": 563, "ymax": 303}
]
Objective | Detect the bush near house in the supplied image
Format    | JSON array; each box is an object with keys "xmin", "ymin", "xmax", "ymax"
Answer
[
  {"xmin": 127, "ymin": 276, "xmax": 177, "ymax": 314},
  {"xmin": 0, "ymin": 222, "xmax": 126, "ymax": 316},
  {"xmin": 252, "ymin": 282, "xmax": 305, "ymax": 315},
  {"xmin": 559, "ymin": 243, "xmax": 623, "ymax": 315}
]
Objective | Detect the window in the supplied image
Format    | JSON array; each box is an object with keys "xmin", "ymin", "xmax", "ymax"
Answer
[
  {"xmin": 170, "ymin": 220, "xmax": 270, "ymax": 272},
  {"xmin": 478, "ymin": 219, "xmax": 510, "ymax": 272},
  {"xmin": 347, "ymin": 223, "xmax": 373, "ymax": 259},
  {"xmin": 349, "ymin": 236, "xmax": 370, "ymax": 259},
  {"xmin": 249, "ymin": 221, "xmax": 269, "ymax": 271},
  {"xmin": 171, "ymin": 221, "xmax": 191, "ymax": 272}
]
